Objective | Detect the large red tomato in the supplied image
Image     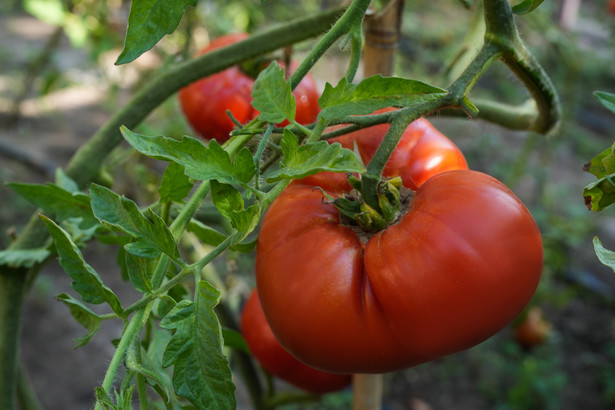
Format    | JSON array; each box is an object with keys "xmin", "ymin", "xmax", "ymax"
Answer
[
  {"xmin": 256, "ymin": 169, "xmax": 543, "ymax": 374},
  {"xmin": 178, "ymin": 33, "xmax": 320, "ymax": 143},
  {"xmin": 240, "ymin": 289, "xmax": 351, "ymax": 393}
]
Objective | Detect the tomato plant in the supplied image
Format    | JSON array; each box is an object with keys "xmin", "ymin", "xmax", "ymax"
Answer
[
  {"xmin": 240, "ymin": 289, "xmax": 351, "ymax": 394},
  {"xmin": 178, "ymin": 33, "xmax": 320, "ymax": 143},
  {"xmin": 256, "ymin": 169, "xmax": 543, "ymax": 374},
  {"xmin": 0, "ymin": 0, "xmax": 564, "ymax": 408}
]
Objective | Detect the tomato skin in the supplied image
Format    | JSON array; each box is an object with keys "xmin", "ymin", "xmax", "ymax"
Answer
[
  {"xmin": 256, "ymin": 170, "xmax": 543, "ymax": 374},
  {"xmin": 240, "ymin": 289, "xmax": 351, "ymax": 393},
  {"xmin": 178, "ymin": 33, "xmax": 320, "ymax": 143}
]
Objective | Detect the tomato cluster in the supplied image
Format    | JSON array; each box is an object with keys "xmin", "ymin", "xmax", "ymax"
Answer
[
  {"xmin": 256, "ymin": 116, "xmax": 543, "ymax": 374},
  {"xmin": 178, "ymin": 33, "xmax": 320, "ymax": 143}
]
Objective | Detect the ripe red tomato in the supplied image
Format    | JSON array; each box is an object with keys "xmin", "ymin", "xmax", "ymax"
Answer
[
  {"xmin": 330, "ymin": 108, "xmax": 468, "ymax": 189},
  {"xmin": 178, "ymin": 33, "xmax": 320, "ymax": 143},
  {"xmin": 256, "ymin": 169, "xmax": 543, "ymax": 374},
  {"xmin": 240, "ymin": 289, "xmax": 351, "ymax": 393}
]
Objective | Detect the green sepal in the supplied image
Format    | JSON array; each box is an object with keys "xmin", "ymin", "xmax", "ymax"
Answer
[
  {"xmin": 347, "ymin": 174, "xmax": 362, "ymax": 191},
  {"xmin": 377, "ymin": 179, "xmax": 401, "ymax": 223}
]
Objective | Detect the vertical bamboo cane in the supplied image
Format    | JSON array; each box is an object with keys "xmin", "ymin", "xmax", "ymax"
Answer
[
  {"xmin": 363, "ymin": 0, "xmax": 404, "ymax": 77},
  {"xmin": 352, "ymin": 1, "xmax": 404, "ymax": 409}
]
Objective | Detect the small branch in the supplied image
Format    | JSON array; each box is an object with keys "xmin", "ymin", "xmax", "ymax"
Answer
[
  {"xmin": 438, "ymin": 98, "xmax": 538, "ymax": 130},
  {"xmin": 483, "ymin": 0, "xmax": 561, "ymax": 135},
  {"xmin": 288, "ymin": 0, "xmax": 371, "ymax": 90},
  {"xmin": 95, "ymin": 304, "xmax": 152, "ymax": 410}
]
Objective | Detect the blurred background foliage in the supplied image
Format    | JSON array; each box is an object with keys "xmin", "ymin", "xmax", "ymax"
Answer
[{"xmin": 1, "ymin": 0, "xmax": 615, "ymax": 409}]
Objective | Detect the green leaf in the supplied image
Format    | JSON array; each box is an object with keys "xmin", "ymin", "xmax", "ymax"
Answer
[
  {"xmin": 8, "ymin": 182, "xmax": 97, "ymax": 228},
  {"xmin": 0, "ymin": 248, "xmax": 50, "ymax": 268},
  {"xmin": 55, "ymin": 169, "xmax": 79, "ymax": 193},
  {"xmin": 187, "ymin": 220, "xmax": 227, "ymax": 247},
  {"xmin": 317, "ymin": 75, "xmax": 447, "ymax": 122},
  {"xmin": 160, "ymin": 281, "xmax": 236, "ymax": 409},
  {"xmin": 222, "ymin": 328, "xmax": 250, "ymax": 354},
  {"xmin": 95, "ymin": 387, "xmax": 116, "ymax": 409},
  {"xmin": 593, "ymin": 236, "xmax": 615, "ymax": 272},
  {"xmin": 512, "ymin": 0, "xmax": 544, "ymax": 14},
  {"xmin": 210, "ymin": 182, "xmax": 261, "ymax": 235},
  {"xmin": 583, "ymin": 174, "xmax": 615, "ymax": 212},
  {"xmin": 266, "ymin": 129, "xmax": 365, "ymax": 182},
  {"xmin": 159, "ymin": 162, "xmax": 194, "ymax": 204},
  {"xmin": 595, "ymin": 91, "xmax": 615, "ymax": 115},
  {"xmin": 57, "ymin": 293, "xmax": 102, "ymax": 348},
  {"xmin": 251, "ymin": 61, "xmax": 295, "ymax": 124},
  {"xmin": 121, "ymin": 127, "xmax": 256, "ymax": 184},
  {"xmin": 40, "ymin": 215, "xmax": 123, "ymax": 315},
  {"xmin": 116, "ymin": 0, "xmax": 197, "ymax": 65},
  {"xmin": 124, "ymin": 252, "xmax": 154, "ymax": 293},
  {"xmin": 89, "ymin": 184, "xmax": 179, "ymax": 260},
  {"xmin": 187, "ymin": 220, "xmax": 256, "ymax": 253},
  {"xmin": 584, "ymin": 145, "xmax": 614, "ymax": 179}
]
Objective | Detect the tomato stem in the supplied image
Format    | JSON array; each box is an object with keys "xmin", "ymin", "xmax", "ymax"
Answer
[{"xmin": 287, "ymin": 0, "xmax": 372, "ymax": 91}]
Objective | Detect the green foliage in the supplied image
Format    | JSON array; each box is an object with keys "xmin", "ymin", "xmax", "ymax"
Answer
[
  {"xmin": 512, "ymin": 0, "xmax": 544, "ymax": 15},
  {"xmin": 0, "ymin": 248, "xmax": 50, "ymax": 269},
  {"xmin": 116, "ymin": 0, "xmax": 197, "ymax": 64},
  {"xmin": 160, "ymin": 281, "xmax": 236, "ymax": 409},
  {"xmin": 0, "ymin": 0, "xmax": 583, "ymax": 409},
  {"xmin": 594, "ymin": 91, "xmax": 615, "ymax": 115},
  {"xmin": 56, "ymin": 293, "xmax": 103, "ymax": 348},
  {"xmin": 210, "ymin": 181, "xmax": 260, "ymax": 237},
  {"xmin": 266, "ymin": 129, "xmax": 365, "ymax": 182},
  {"xmin": 583, "ymin": 92, "xmax": 615, "ymax": 212},
  {"xmin": 317, "ymin": 75, "xmax": 447, "ymax": 122},
  {"xmin": 90, "ymin": 184, "xmax": 180, "ymax": 260},
  {"xmin": 476, "ymin": 340, "xmax": 567, "ymax": 410},
  {"xmin": 251, "ymin": 61, "xmax": 296, "ymax": 124},
  {"xmin": 121, "ymin": 127, "xmax": 257, "ymax": 185},
  {"xmin": 593, "ymin": 237, "xmax": 615, "ymax": 273},
  {"xmin": 40, "ymin": 215, "xmax": 123, "ymax": 316},
  {"xmin": 8, "ymin": 182, "xmax": 97, "ymax": 229},
  {"xmin": 159, "ymin": 162, "xmax": 194, "ymax": 204}
]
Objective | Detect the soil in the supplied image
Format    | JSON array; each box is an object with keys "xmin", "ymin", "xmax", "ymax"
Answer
[{"xmin": 2, "ymin": 10, "xmax": 615, "ymax": 410}]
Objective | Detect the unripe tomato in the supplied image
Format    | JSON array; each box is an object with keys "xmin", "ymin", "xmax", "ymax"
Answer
[
  {"xmin": 514, "ymin": 307, "xmax": 552, "ymax": 349},
  {"xmin": 240, "ymin": 289, "xmax": 351, "ymax": 394},
  {"xmin": 178, "ymin": 33, "xmax": 320, "ymax": 143}
]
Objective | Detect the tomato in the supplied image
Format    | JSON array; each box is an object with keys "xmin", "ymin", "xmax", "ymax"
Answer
[
  {"xmin": 514, "ymin": 307, "xmax": 552, "ymax": 349},
  {"xmin": 330, "ymin": 108, "xmax": 468, "ymax": 189},
  {"xmin": 240, "ymin": 289, "xmax": 351, "ymax": 393},
  {"xmin": 178, "ymin": 33, "xmax": 320, "ymax": 143},
  {"xmin": 256, "ymin": 170, "xmax": 543, "ymax": 374}
]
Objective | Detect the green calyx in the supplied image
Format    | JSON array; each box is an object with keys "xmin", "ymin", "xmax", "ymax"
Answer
[{"xmin": 333, "ymin": 175, "xmax": 403, "ymax": 232}]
